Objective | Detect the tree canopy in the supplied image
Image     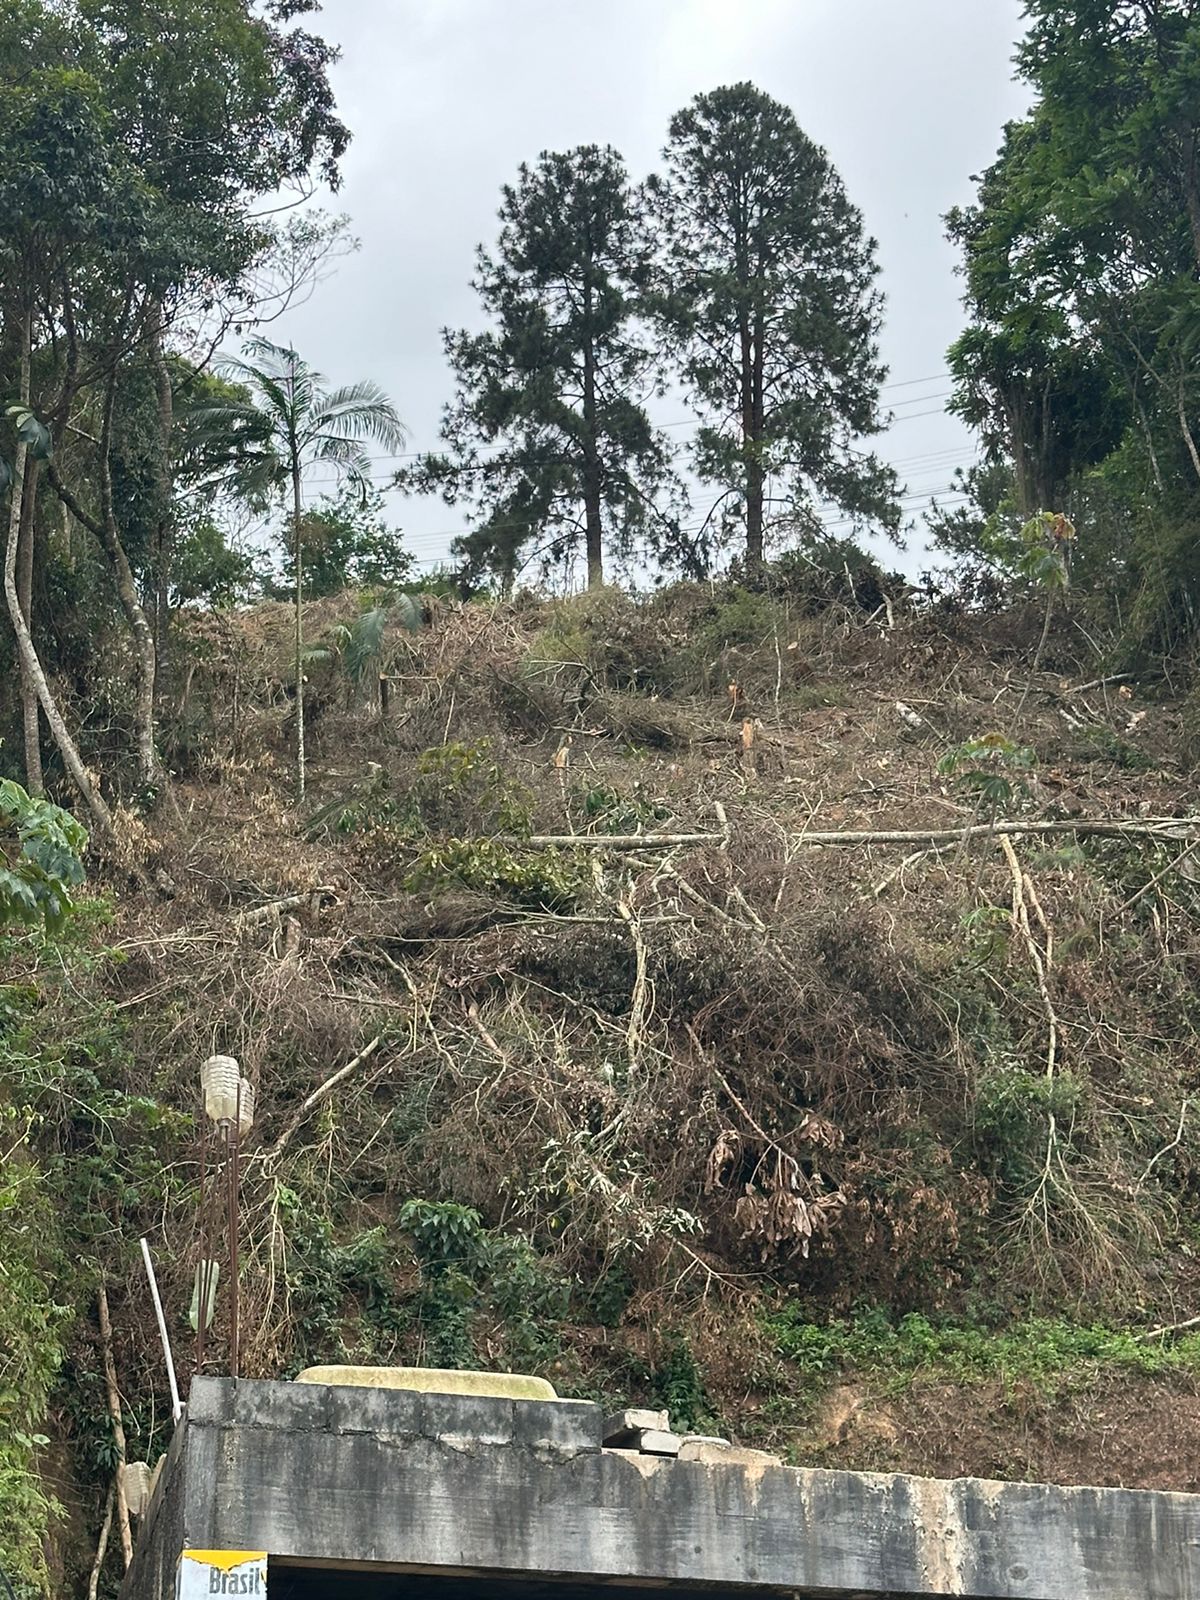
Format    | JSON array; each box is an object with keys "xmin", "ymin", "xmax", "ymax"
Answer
[
  {"xmin": 402, "ymin": 145, "xmax": 680, "ymax": 591},
  {"xmin": 649, "ymin": 82, "xmax": 899, "ymax": 567}
]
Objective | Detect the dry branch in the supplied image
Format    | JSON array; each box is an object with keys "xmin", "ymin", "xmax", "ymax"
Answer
[
  {"xmin": 233, "ymin": 887, "xmax": 334, "ymax": 930},
  {"xmin": 87, "ymin": 1483, "xmax": 115, "ymax": 1600},
  {"xmin": 510, "ymin": 817, "xmax": 1198, "ymax": 852},
  {"xmin": 259, "ymin": 1034, "xmax": 384, "ymax": 1165},
  {"xmin": 1136, "ymin": 1312, "xmax": 1200, "ymax": 1342},
  {"xmin": 97, "ymin": 1283, "xmax": 133, "ymax": 1571}
]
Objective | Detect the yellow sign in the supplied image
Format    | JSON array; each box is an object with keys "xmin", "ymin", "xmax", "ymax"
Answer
[{"xmin": 178, "ymin": 1551, "xmax": 267, "ymax": 1600}]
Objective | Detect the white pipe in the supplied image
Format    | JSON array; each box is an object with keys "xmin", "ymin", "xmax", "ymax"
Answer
[{"xmin": 140, "ymin": 1237, "xmax": 183, "ymax": 1423}]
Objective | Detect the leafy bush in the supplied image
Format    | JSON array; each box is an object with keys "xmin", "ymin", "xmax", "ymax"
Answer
[
  {"xmin": 0, "ymin": 780, "xmax": 87, "ymax": 932},
  {"xmin": 406, "ymin": 839, "xmax": 586, "ymax": 912},
  {"xmin": 972, "ymin": 1066, "xmax": 1085, "ymax": 1192}
]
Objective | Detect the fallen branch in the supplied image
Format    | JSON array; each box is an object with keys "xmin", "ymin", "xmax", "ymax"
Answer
[
  {"xmin": 1136, "ymin": 1312, "xmax": 1200, "ymax": 1342},
  {"xmin": 518, "ymin": 831, "xmax": 725, "ymax": 850},
  {"xmin": 1067, "ymin": 672, "xmax": 1140, "ymax": 695},
  {"xmin": 87, "ymin": 1483, "xmax": 115, "ymax": 1600},
  {"xmin": 508, "ymin": 817, "xmax": 1198, "ymax": 852},
  {"xmin": 233, "ymin": 887, "xmax": 334, "ymax": 930},
  {"xmin": 1135, "ymin": 1098, "xmax": 1190, "ymax": 1195},
  {"xmin": 258, "ymin": 1034, "xmax": 384, "ymax": 1165},
  {"xmin": 97, "ymin": 1283, "xmax": 133, "ymax": 1571},
  {"xmin": 1000, "ymin": 835, "xmax": 1058, "ymax": 1080}
]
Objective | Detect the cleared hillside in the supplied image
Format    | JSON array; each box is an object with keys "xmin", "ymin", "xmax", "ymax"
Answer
[{"xmin": 7, "ymin": 571, "xmax": 1200, "ymax": 1596}]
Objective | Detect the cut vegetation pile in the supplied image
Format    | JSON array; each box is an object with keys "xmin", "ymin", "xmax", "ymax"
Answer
[{"xmin": 8, "ymin": 570, "xmax": 1200, "ymax": 1595}]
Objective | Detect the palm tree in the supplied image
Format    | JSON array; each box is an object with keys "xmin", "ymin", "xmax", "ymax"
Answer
[{"xmin": 204, "ymin": 339, "xmax": 406, "ymax": 800}]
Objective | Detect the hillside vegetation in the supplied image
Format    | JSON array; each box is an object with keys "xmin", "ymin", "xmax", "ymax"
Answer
[{"xmin": 6, "ymin": 566, "xmax": 1200, "ymax": 1595}]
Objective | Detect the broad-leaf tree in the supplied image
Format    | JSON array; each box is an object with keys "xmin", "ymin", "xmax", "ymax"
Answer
[
  {"xmin": 403, "ymin": 145, "xmax": 680, "ymax": 590},
  {"xmin": 202, "ymin": 338, "xmax": 406, "ymax": 800},
  {"xmin": 650, "ymin": 83, "xmax": 899, "ymax": 567},
  {"xmin": 0, "ymin": 0, "xmax": 352, "ymax": 817},
  {"xmin": 944, "ymin": 0, "xmax": 1200, "ymax": 656}
]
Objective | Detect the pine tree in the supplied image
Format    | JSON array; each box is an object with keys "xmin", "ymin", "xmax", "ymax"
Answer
[
  {"xmin": 403, "ymin": 146, "xmax": 681, "ymax": 590},
  {"xmin": 651, "ymin": 83, "xmax": 898, "ymax": 567}
]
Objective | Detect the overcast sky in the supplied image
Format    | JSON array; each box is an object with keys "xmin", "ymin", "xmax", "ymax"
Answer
[{"xmin": 280, "ymin": 0, "xmax": 1031, "ymax": 581}]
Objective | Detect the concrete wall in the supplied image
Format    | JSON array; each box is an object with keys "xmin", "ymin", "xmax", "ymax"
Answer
[{"xmin": 122, "ymin": 1377, "xmax": 1200, "ymax": 1600}]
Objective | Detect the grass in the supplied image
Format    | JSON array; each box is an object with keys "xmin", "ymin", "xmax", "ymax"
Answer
[{"xmin": 766, "ymin": 1305, "xmax": 1200, "ymax": 1398}]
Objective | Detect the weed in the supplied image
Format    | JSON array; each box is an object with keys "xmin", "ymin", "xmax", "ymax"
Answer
[
  {"xmin": 649, "ymin": 1335, "xmax": 719, "ymax": 1434},
  {"xmin": 767, "ymin": 1304, "xmax": 1200, "ymax": 1399},
  {"xmin": 406, "ymin": 838, "xmax": 587, "ymax": 911}
]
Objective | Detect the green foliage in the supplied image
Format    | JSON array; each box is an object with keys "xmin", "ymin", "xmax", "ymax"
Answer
[
  {"xmin": 581, "ymin": 783, "xmax": 668, "ymax": 835},
  {"xmin": 277, "ymin": 1189, "xmax": 409, "ymax": 1370},
  {"xmin": 273, "ymin": 485, "xmax": 412, "ymax": 599},
  {"xmin": 1018, "ymin": 511, "xmax": 1074, "ymax": 591},
  {"xmin": 336, "ymin": 593, "xmax": 423, "ymax": 690},
  {"xmin": 942, "ymin": 1, "xmax": 1200, "ymax": 659},
  {"xmin": 696, "ymin": 587, "xmax": 782, "ymax": 652},
  {"xmin": 398, "ymin": 145, "xmax": 681, "ymax": 588},
  {"xmin": 938, "ymin": 733, "xmax": 1036, "ymax": 817},
  {"xmin": 768, "ymin": 1304, "xmax": 1200, "ymax": 1396},
  {"xmin": 169, "ymin": 515, "xmax": 258, "ymax": 608},
  {"xmin": 407, "ymin": 838, "xmax": 586, "ymax": 913},
  {"xmin": 399, "ymin": 1199, "xmax": 485, "ymax": 1273},
  {"xmin": 5, "ymin": 405, "xmax": 51, "ymax": 463},
  {"xmin": 411, "ymin": 741, "xmax": 533, "ymax": 837},
  {"xmin": 973, "ymin": 1066, "xmax": 1085, "ymax": 1191},
  {"xmin": 279, "ymin": 1190, "xmax": 574, "ymax": 1377},
  {"xmin": 648, "ymin": 1335, "xmax": 717, "ymax": 1435},
  {"xmin": 0, "ymin": 780, "xmax": 87, "ymax": 932}
]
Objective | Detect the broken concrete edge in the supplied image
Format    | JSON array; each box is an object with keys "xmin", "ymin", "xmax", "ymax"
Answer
[
  {"xmin": 601, "ymin": 1405, "xmax": 668, "ymax": 1443},
  {"xmin": 185, "ymin": 1376, "xmax": 606, "ymax": 1455},
  {"xmin": 180, "ymin": 1376, "xmax": 1171, "ymax": 1501}
]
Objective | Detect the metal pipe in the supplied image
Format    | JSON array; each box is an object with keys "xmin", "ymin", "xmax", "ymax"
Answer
[{"xmin": 140, "ymin": 1237, "xmax": 183, "ymax": 1424}]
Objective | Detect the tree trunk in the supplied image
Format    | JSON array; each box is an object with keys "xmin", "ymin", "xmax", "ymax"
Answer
[
  {"xmin": 292, "ymin": 458, "xmax": 306, "ymax": 803},
  {"xmin": 17, "ymin": 457, "xmax": 42, "ymax": 795},
  {"xmin": 748, "ymin": 306, "xmax": 766, "ymax": 566},
  {"xmin": 98, "ymin": 370, "xmax": 161, "ymax": 793},
  {"xmin": 149, "ymin": 301, "xmax": 174, "ymax": 693},
  {"xmin": 740, "ymin": 314, "xmax": 763, "ymax": 566},
  {"xmin": 1177, "ymin": 380, "xmax": 1200, "ymax": 489},
  {"xmin": 581, "ymin": 287, "xmax": 604, "ymax": 589},
  {"xmin": 3, "ymin": 313, "xmax": 118, "ymax": 846}
]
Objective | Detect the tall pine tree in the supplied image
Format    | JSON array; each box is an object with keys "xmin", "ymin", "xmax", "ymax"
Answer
[
  {"xmin": 650, "ymin": 83, "xmax": 898, "ymax": 567},
  {"xmin": 402, "ymin": 146, "xmax": 680, "ymax": 590}
]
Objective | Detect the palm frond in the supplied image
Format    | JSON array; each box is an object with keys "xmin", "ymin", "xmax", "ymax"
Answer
[
  {"xmin": 241, "ymin": 336, "xmax": 328, "ymax": 394},
  {"xmin": 343, "ymin": 606, "xmax": 389, "ymax": 686},
  {"xmin": 315, "ymin": 384, "xmax": 408, "ymax": 452},
  {"xmin": 312, "ymin": 435, "xmax": 373, "ymax": 476}
]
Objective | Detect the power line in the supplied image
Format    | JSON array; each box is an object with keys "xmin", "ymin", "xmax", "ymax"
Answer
[{"xmin": 298, "ymin": 372, "xmax": 958, "ymax": 473}]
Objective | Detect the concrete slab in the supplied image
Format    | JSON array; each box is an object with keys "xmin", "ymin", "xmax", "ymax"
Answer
[{"xmin": 120, "ymin": 1377, "xmax": 1200, "ymax": 1600}]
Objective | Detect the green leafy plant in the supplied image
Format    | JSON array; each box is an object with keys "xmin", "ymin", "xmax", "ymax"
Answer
[
  {"xmin": 406, "ymin": 839, "xmax": 585, "ymax": 912},
  {"xmin": 938, "ymin": 733, "xmax": 1036, "ymax": 819},
  {"xmin": 0, "ymin": 780, "xmax": 87, "ymax": 932},
  {"xmin": 973, "ymin": 1066, "xmax": 1085, "ymax": 1192},
  {"xmin": 650, "ymin": 1335, "xmax": 717, "ymax": 1434}
]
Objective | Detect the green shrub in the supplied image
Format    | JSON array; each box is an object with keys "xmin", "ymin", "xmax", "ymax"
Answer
[
  {"xmin": 406, "ymin": 838, "xmax": 587, "ymax": 912},
  {"xmin": 972, "ymin": 1066, "xmax": 1085, "ymax": 1192}
]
